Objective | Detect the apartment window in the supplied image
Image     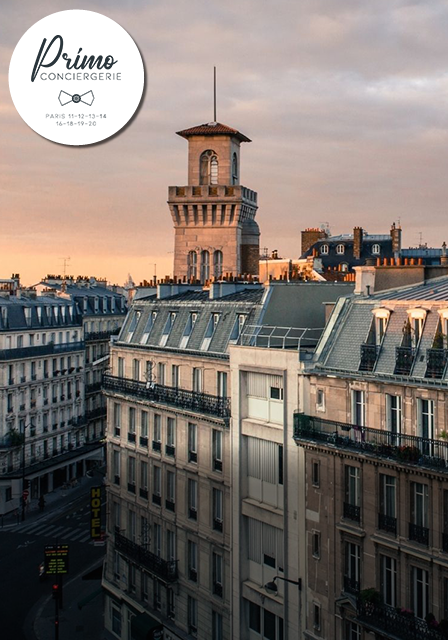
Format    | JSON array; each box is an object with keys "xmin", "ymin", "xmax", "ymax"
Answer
[
  {"xmin": 344, "ymin": 466, "xmax": 361, "ymax": 522},
  {"xmin": 140, "ymin": 410, "xmax": 148, "ymax": 446},
  {"xmin": 113, "ymin": 502, "xmax": 121, "ymax": 531},
  {"xmin": 188, "ymin": 479, "xmax": 198, "ymax": 519},
  {"xmin": 417, "ymin": 398, "xmax": 435, "ymax": 445},
  {"xmin": 188, "ymin": 596, "xmax": 198, "ymax": 635},
  {"xmin": 166, "ymin": 417, "xmax": 176, "ymax": 456},
  {"xmin": 212, "ymin": 611, "xmax": 223, "ymax": 640},
  {"xmin": 192, "ymin": 367, "xmax": 203, "ymax": 393},
  {"xmin": 153, "ymin": 414, "xmax": 161, "ymax": 452},
  {"xmin": 128, "ymin": 408, "xmax": 136, "ymax": 443},
  {"xmin": 188, "ymin": 423, "xmax": 197, "ymax": 463},
  {"xmin": 152, "ymin": 466, "xmax": 161, "ymax": 505},
  {"xmin": 157, "ymin": 362, "xmax": 166, "ymax": 385},
  {"xmin": 313, "ymin": 604, "xmax": 321, "ymax": 630},
  {"xmin": 140, "ymin": 461, "xmax": 148, "ymax": 499},
  {"xmin": 140, "ymin": 313, "xmax": 155, "ymax": 344},
  {"xmin": 113, "ymin": 450, "xmax": 120, "ymax": 485},
  {"xmin": 345, "ymin": 621, "xmax": 361, "ymax": 640},
  {"xmin": 141, "ymin": 572, "xmax": 149, "ymax": 601},
  {"xmin": 125, "ymin": 310, "xmax": 140, "ymax": 343},
  {"xmin": 247, "ymin": 372, "xmax": 283, "ymax": 423},
  {"xmin": 246, "ymin": 437, "xmax": 283, "ymax": 507},
  {"xmin": 127, "ymin": 457, "xmax": 136, "ymax": 493},
  {"xmin": 320, "ymin": 244, "xmax": 329, "ymax": 255},
  {"xmin": 351, "ymin": 389, "xmax": 365, "ymax": 426},
  {"xmin": 344, "ymin": 542, "xmax": 361, "ymax": 594},
  {"xmin": 380, "ymin": 555, "xmax": 397, "ymax": 607},
  {"xmin": 153, "ymin": 523, "xmax": 161, "ymax": 557},
  {"xmin": 411, "ymin": 566, "xmax": 429, "ymax": 619},
  {"xmin": 316, "ymin": 389, "xmax": 325, "ymax": 411},
  {"xmin": 372, "ymin": 243, "xmax": 381, "ymax": 255},
  {"xmin": 117, "ymin": 357, "xmax": 124, "ymax": 377},
  {"xmin": 336, "ymin": 243, "xmax": 345, "ymax": 255},
  {"xmin": 180, "ymin": 312, "xmax": 197, "ymax": 349},
  {"xmin": 113, "ymin": 403, "xmax": 121, "ymax": 437},
  {"xmin": 312, "ymin": 461, "xmax": 320, "ymax": 487},
  {"xmin": 200, "ymin": 313, "xmax": 220, "ymax": 350},
  {"xmin": 212, "ymin": 429, "xmax": 223, "ymax": 472},
  {"xmin": 167, "ymin": 588, "xmax": 175, "ymax": 619},
  {"xmin": 172, "ymin": 364, "xmax": 180, "ymax": 388},
  {"xmin": 217, "ymin": 371, "xmax": 227, "ymax": 398},
  {"xmin": 166, "ymin": 470, "xmax": 176, "ymax": 511},
  {"xmin": 379, "ymin": 474, "xmax": 397, "ymax": 534},
  {"xmin": 160, "ymin": 313, "xmax": 176, "ymax": 347},
  {"xmin": 247, "ymin": 601, "xmax": 283, "ymax": 640},
  {"xmin": 247, "ymin": 517, "xmax": 284, "ymax": 571},
  {"xmin": 132, "ymin": 359, "xmax": 140, "ymax": 381},
  {"xmin": 410, "ymin": 482, "xmax": 429, "ymax": 544},
  {"xmin": 213, "ymin": 488, "xmax": 223, "ymax": 532},
  {"xmin": 386, "ymin": 394, "xmax": 402, "ymax": 443},
  {"xmin": 111, "ymin": 606, "xmax": 121, "ymax": 636},
  {"xmin": 212, "ymin": 552, "xmax": 223, "ymax": 597},
  {"xmin": 153, "ymin": 579, "xmax": 161, "ymax": 611},
  {"xmin": 312, "ymin": 532, "xmax": 320, "ymax": 559},
  {"xmin": 188, "ymin": 540, "xmax": 198, "ymax": 582},
  {"xmin": 167, "ymin": 529, "xmax": 176, "ymax": 561}
]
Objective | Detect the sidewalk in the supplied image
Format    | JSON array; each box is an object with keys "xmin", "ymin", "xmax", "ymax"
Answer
[
  {"xmin": 0, "ymin": 467, "xmax": 106, "ymax": 531},
  {"xmin": 32, "ymin": 559, "xmax": 105, "ymax": 640}
]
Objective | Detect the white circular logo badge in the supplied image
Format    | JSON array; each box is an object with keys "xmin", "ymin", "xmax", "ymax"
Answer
[{"xmin": 9, "ymin": 10, "xmax": 144, "ymax": 145}]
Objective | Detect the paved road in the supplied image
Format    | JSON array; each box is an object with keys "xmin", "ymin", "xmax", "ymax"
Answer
[{"xmin": 0, "ymin": 489, "xmax": 106, "ymax": 640}]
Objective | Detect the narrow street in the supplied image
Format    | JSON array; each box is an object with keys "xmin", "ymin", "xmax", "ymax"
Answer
[{"xmin": 0, "ymin": 486, "xmax": 106, "ymax": 640}]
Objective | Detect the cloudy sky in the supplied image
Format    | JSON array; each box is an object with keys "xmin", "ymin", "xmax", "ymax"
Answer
[{"xmin": 1, "ymin": 0, "xmax": 448, "ymax": 286}]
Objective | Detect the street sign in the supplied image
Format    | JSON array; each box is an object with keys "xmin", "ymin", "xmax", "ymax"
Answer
[
  {"xmin": 90, "ymin": 486, "xmax": 103, "ymax": 539},
  {"xmin": 44, "ymin": 544, "xmax": 69, "ymax": 575}
]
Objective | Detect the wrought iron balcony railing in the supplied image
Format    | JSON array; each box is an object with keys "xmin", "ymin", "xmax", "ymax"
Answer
[
  {"xmin": 115, "ymin": 531, "xmax": 178, "ymax": 583},
  {"xmin": 409, "ymin": 522, "xmax": 429, "ymax": 546},
  {"xmin": 357, "ymin": 600, "xmax": 448, "ymax": 639},
  {"xmin": 359, "ymin": 344, "xmax": 379, "ymax": 372},
  {"xmin": 103, "ymin": 374, "xmax": 231, "ymax": 420},
  {"xmin": 343, "ymin": 502, "xmax": 361, "ymax": 523},
  {"xmin": 294, "ymin": 414, "xmax": 448, "ymax": 474},
  {"xmin": 425, "ymin": 348, "xmax": 448, "ymax": 379},
  {"xmin": 378, "ymin": 513, "xmax": 397, "ymax": 535},
  {"xmin": 85, "ymin": 330, "xmax": 119, "ymax": 342},
  {"xmin": 394, "ymin": 346, "xmax": 415, "ymax": 375},
  {"xmin": 0, "ymin": 341, "xmax": 84, "ymax": 361}
]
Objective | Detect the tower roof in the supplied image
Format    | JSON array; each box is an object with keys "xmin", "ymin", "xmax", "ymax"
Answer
[{"xmin": 176, "ymin": 121, "xmax": 251, "ymax": 143}]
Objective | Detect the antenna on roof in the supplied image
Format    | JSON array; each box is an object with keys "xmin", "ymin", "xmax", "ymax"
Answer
[{"xmin": 214, "ymin": 66, "xmax": 217, "ymax": 123}]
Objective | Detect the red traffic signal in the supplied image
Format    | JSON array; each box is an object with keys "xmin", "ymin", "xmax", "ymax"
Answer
[{"xmin": 52, "ymin": 584, "xmax": 60, "ymax": 599}]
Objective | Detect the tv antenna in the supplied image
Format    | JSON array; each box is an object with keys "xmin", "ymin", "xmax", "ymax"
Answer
[
  {"xmin": 59, "ymin": 256, "xmax": 71, "ymax": 278},
  {"xmin": 214, "ymin": 66, "xmax": 217, "ymax": 122}
]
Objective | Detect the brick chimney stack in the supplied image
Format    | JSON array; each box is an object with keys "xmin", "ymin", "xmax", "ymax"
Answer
[
  {"xmin": 301, "ymin": 228, "xmax": 328, "ymax": 255},
  {"xmin": 390, "ymin": 222, "xmax": 402, "ymax": 258},
  {"xmin": 441, "ymin": 242, "xmax": 448, "ymax": 266},
  {"xmin": 353, "ymin": 227, "xmax": 363, "ymax": 259}
]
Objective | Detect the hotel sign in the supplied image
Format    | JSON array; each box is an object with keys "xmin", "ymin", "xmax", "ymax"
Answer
[{"xmin": 90, "ymin": 486, "xmax": 103, "ymax": 539}]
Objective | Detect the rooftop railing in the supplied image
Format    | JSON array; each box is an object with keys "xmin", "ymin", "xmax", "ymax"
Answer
[
  {"xmin": 394, "ymin": 346, "xmax": 415, "ymax": 375},
  {"xmin": 103, "ymin": 374, "xmax": 230, "ymax": 420},
  {"xmin": 359, "ymin": 344, "xmax": 379, "ymax": 372},
  {"xmin": 238, "ymin": 325, "xmax": 323, "ymax": 352},
  {"xmin": 293, "ymin": 414, "xmax": 448, "ymax": 473},
  {"xmin": 425, "ymin": 348, "xmax": 448, "ymax": 379},
  {"xmin": 115, "ymin": 531, "xmax": 178, "ymax": 583}
]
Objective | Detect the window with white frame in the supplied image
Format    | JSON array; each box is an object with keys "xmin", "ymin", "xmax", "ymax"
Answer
[
  {"xmin": 188, "ymin": 423, "xmax": 197, "ymax": 463},
  {"xmin": 212, "ymin": 488, "xmax": 223, "ymax": 532},
  {"xmin": 247, "ymin": 517, "xmax": 284, "ymax": 572},
  {"xmin": 166, "ymin": 470, "xmax": 175, "ymax": 510},
  {"xmin": 188, "ymin": 478, "xmax": 198, "ymax": 519},
  {"xmin": 246, "ymin": 600, "xmax": 283, "ymax": 640},
  {"xmin": 188, "ymin": 540, "xmax": 198, "ymax": 582},
  {"xmin": 212, "ymin": 429, "xmax": 223, "ymax": 472},
  {"xmin": 386, "ymin": 394, "xmax": 402, "ymax": 442},
  {"xmin": 180, "ymin": 312, "xmax": 197, "ymax": 348},
  {"xmin": 246, "ymin": 372, "xmax": 284, "ymax": 424},
  {"xmin": 157, "ymin": 362, "xmax": 166, "ymax": 385},
  {"xmin": 246, "ymin": 437, "xmax": 283, "ymax": 507},
  {"xmin": 320, "ymin": 244, "xmax": 329, "ymax": 255},
  {"xmin": 372, "ymin": 244, "xmax": 381, "ymax": 255},
  {"xmin": 345, "ymin": 541, "xmax": 361, "ymax": 593},
  {"xmin": 380, "ymin": 555, "xmax": 397, "ymax": 606},
  {"xmin": 411, "ymin": 481, "xmax": 429, "ymax": 529},
  {"xmin": 166, "ymin": 417, "xmax": 175, "ymax": 456},
  {"xmin": 411, "ymin": 566, "xmax": 429, "ymax": 619},
  {"xmin": 188, "ymin": 595, "xmax": 198, "ymax": 635},
  {"xmin": 192, "ymin": 367, "xmax": 203, "ymax": 393},
  {"xmin": 379, "ymin": 474, "xmax": 396, "ymax": 524},
  {"xmin": 212, "ymin": 552, "xmax": 223, "ymax": 597},
  {"xmin": 200, "ymin": 313, "xmax": 220, "ymax": 350},
  {"xmin": 125, "ymin": 310, "xmax": 140, "ymax": 343},
  {"xmin": 153, "ymin": 414, "xmax": 161, "ymax": 451},
  {"xmin": 160, "ymin": 312, "xmax": 176, "ymax": 347},
  {"xmin": 336, "ymin": 243, "xmax": 345, "ymax": 255},
  {"xmin": 351, "ymin": 389, "xmax": 366, "ymax": 427}
]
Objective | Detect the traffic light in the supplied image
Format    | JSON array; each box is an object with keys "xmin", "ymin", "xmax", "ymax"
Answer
[{"xmin": 52, "ymin": 584, "xmax": 60, "ymax": 600}]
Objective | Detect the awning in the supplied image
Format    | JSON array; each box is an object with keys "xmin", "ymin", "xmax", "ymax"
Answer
[{"xmin": 131, "ymin": 612, "xmax": 163, "ymax": 640}]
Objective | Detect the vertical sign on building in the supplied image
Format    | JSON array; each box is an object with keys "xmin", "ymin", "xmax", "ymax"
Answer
[{"xmin": 90, "ymin": 486, "xmax": 102, "ymax": 539}]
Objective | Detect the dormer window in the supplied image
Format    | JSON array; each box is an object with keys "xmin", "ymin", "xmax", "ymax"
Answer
[
  {"xmin": 180, "ymin": 312, "xmax": 197, "ymax": 349},
  {"xmin": 200, "ymin": 150, "xmax": 218, "ymax": 185},
  {"xmin": 159, "ymin": 312, "xmax": 176, "ymax": 347},
  {"xmin": 372, "ymin": 244, "xmax": 381, "ymax": 255},
  {"xmin": 24, "ymin": 307, "xmax": 32, "ymax": 327},
  {"xmin": 372, "ymin": 309, "xmax": 390, "ymax": 346},
  {"xmin": 140, "ymin": 313, "xmax": 156, "ymax": 344},
  {"xmin": 406, "ymin": 308, "xmax": 427, "ymax": 348},
  {"xmin": 125, "ymin": 310, "xmax": 141, "ymax": 343},
  {"xmin": 320, "ymin": 244, "xmax": 329, "ymax": 255},
  {"xmin": 229, "ymin": 314, "xmax": 246, "ymax": 343},
  {"xmin": 336, "ymin": 244, "xmax": 345, "ymax": 255},
  {"xmin": 201, "ymin": 313, "xmax": 220, "ymax": 351}
]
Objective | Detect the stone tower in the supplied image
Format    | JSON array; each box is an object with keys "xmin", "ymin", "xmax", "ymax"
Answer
[{"xmin": 168, "ymin": 122, "xmax": 260, "ymax": 283}]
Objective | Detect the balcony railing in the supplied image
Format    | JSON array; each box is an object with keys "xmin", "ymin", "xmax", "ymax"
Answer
[
  {"xmin": 357, "ymin": 600, "xmax": 448, "ymax": 639},
  {"xmin": 0, "ymin": 341, "xmax": 84, "ymax": 361},
  {"xmin": 359, "ymin": 344, "xmax": 379, "ymax": 372},
  {"xmin": 85, "ymin": 330, "xmax": 119, "ymax": 342},
  {"xmin": 293, "ymin": 414, "xmax": 448, "ymax": 474},
  {"xmin": 103, "ymin": 374, "xmax": 231, "ymax": 420},
  {"xmin": 86, "ymin": 381, "xmax": 102, "ymax": 395},
  {"xmin": 115, "ymin": 531, "xmax": 178, "ymax": 583},
  {"xmin": 378, "ymin": 513, "xmax": 397, "ymax": 535},
  {"xmin": 394, "ymin": 346, "xmax": 415, "ymax": 375},
  {"xmin": 409, "ymin": 523, "xmax": 429, "ymax": 546},
  {"xmin": 426, "ymin": 348, "xmax": 448, "ymax": 379},
  {"xmin": 343, "ymin": 502, "xmax": 361, "ymax": 523}
]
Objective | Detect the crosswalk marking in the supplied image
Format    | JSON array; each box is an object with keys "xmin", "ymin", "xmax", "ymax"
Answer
[
  {"xmin": 66, "ymin": 529, "xmax": 88, "ymax": 541},
  {"xmin": 10, "ymin": 521, "xmax": 92, "ymax": 543}
]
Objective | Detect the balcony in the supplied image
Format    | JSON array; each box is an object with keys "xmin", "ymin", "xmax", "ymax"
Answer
[
  {"xmin": 169, "ymin": 184, "xmax": 257, "ymax": 205},
  {"xmin": 152, "ymin": 494, "xmax": 161, "ymax": 506},
  {"xmin": 189, "ymin": 508, "xmax": 197, "ymax": 520},
  {"xmin": 359, "ymin": 344, "xmax": 379, "ymax": 372},
  {"xmin": 139, "ymin": 436, "xmax": 148, "ymax": 448},
  {"xmin": 103, "ymin": 374, "xmax": 231, "ymax": 420},
  {"xmin": 213, "ymin": 583, "xmax": 223, "ymax": 598},
  {"xmin": 213, "ymin": 459, "xmax": 223, "ymax": 472},
  {"xmin": 0, "ymin": 341, "xmax": 84, "ymax": 361},
  {"xmin": 188, "ymin": 451, "xmax": 198, "ymax": 463},
  {"xmin": 166, "ymin": 500, "xmax": 175, "ymax": 512},
  {"xmin": 357, "ymin": 600, "xmax": 448, "ymax": 640},
  {"xmin": 86, "ymin": 381, "xmax": 102, "ymax": 395},
  {"xmin": 128, "ymin": 432, "xmax": 136, "ymax": 444},
  {"xmin": 165, "ymin": 444, "xmax": 175, "ymax": 457},
  {"xmin": 378, "ymin": 513, "xmax": 397, "ymax": 535},
  {"xmin": 152, "ymin": 441, "xmax": 161, "ymax": 452},
  {"xmin": 189, "ymin": 568, "xmax": 197, "ymax": 582},
  {"xmin": 425, "ymin": 348, "xmax": 448, "ymax": 379},
  {"xmin": 394, "ymin": 346, "xmax": 415, "ymax": 375},
  {"xmin": 343, "ymin": 576, "xmax": 360, "ymax": 595},
  {"xmin": 293, "ymin": 414, "xmax": 448, "ymax": 474},
  {"xmin": 139, "ymin": 488, "xmax": 148, "ymax": 500},
  {"xmin": 85, "ymin": 330, "xmax": 119, "ymax": 342},
  {"xmin": 115, "ymin": 531, "xmax": 178, "ymax": 583},
  {"xmin": 409, "ymin": 523, "xmax": 429, "ymax": 546},
  {"xmin": 213, "ymin": 518, "xmax": 223, "ymax": 533},
  {"xmin": 127, "ymin": 482, "xmax": 136, "ymax": 494},
  {"xmin": 343, "ymin": 502, "xmax": 361, "ymax": 523}
]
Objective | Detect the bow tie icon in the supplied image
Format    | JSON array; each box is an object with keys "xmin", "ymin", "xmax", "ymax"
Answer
[{"xmin": 58, "ymin": 90, "xmax": 95, "ymax": 107}]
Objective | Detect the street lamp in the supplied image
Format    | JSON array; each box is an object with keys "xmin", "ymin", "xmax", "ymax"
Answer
[
  {"xmin": 21, "ymin": 422, "xmax": 31, "ymax": 521},
  {"xmin": 264, "ymin": 576, "xmax": 302, "ymax": 595}
]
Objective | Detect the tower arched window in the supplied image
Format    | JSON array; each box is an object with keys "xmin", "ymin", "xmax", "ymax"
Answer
[
  {"xmin": 187, "ymin": 251, "xmax": 198, "ymax": 281},
  {"xmin": 232, "ymin": 153, "xmax": 238, "ymax": 185},
  {"xmin": 201, "ymin": 250, "xmax": 210, "ymax": 283},
  {"xmin": 200, "ymin": 150, "xmax": 219, "ymax": 185},
  {"xmin": 214, "ymin": 250, "xmax": 223, "ymax": 279}
]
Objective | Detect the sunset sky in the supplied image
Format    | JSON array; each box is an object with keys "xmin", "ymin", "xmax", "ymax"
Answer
[{"xmin": 1, "ymin": 0, "xmax": 448, "ymax": 286}]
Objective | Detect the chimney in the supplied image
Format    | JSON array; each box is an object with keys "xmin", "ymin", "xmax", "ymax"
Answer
[
  {"xmin": 301, "ymin": 227, "xmax": 328, "ymax": 255},
  {"xmin": 353, "ymin": 227, "xmax": 363, "ymax": 260},
  {"xmin": 390, "ymin": 222, "xmax": 402, "ymax": 258},
  {"xmin": 441, "ymin": 242, "xmax": 448, "ymax": 266},
  {"xmin": 354, "ymin": 266, "xmax": 376, "ymax": 296}
]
